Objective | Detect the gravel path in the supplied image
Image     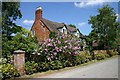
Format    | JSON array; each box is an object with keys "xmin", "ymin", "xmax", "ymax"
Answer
[{"xmin": 39, "ymin": 56, "xmax": 118, "ymax": 78}]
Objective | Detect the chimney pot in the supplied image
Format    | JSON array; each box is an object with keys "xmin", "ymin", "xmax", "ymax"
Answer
[{"xmin": 36, "ymin": 6, "xmax": 42, "ymax": 11}]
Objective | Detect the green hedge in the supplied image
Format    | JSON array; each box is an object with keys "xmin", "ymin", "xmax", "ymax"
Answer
[
  {"xmin": 107, "ymin": 51, "xmax": 119, "ymax": 57},
  {"xmin": 24, "ymin": 51, "xmax": 93, "ymax": 75},
  {"xmin": 24, "ymin": 51, "xmax": 119, "ymax": 75},
  {"xmin": 1, "ymin": 63, "xmax": 20, "ymax": 79},
  {"xmin": 24, "ymin": 61, "xmax": 39, "ymax": 75}
]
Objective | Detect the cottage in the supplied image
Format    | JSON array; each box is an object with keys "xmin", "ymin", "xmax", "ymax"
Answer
[{"xmin": 31, "ymin": 6, "xmax": 83, "ymax": 42}]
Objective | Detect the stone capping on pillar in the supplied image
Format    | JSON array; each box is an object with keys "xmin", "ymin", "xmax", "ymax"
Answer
[
  {"xmin": 14, "ymin": 50, "xmax": 25, "ymax": 54},
  {"xmin": 13, "ymin": 50, "xmax": 25, "ymax": 75}
]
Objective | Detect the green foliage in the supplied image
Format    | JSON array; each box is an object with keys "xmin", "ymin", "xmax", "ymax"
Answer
[
  {"xmin": 68, "ymin": 24, "xmax": 76, "ymax": 28},
  {"xmin": 2, "ymin": 28, "xmax": 39, "ymax": 59},
  {"xmin": 79, "ymin": 51, "xmax": 92, "ymax": 63},
  {"xmin": 107, "ymin": 51, "xmax": 119, "ymax": 57},
  {"xmin": 85, "ymin": 34, "xmax": 95, "ymax": 51},
  {"xmin": 95, "ymin": 53, "xmax": 110, "ymax": 60},
  {"xmin": 74, "ymin": 55, "xmax": 81, "ymax": 65},
  {"xmin": 1, "ymin": 63, "xmax": 20, "ymax": 79},
  {"xmin": 48, "ymin": 60, "xmax": 63, "ymax": 70},
  {"xmin": 49, "ymin": 32, "xmax": 57, "ymax": 39},
  {"xmin": 2, "ymin": 2, "xmax": 22, "ymax": 38},
  {"xmin": 116, "ymin": 24, "xmax": 120, "ymax": 49},
  {"xmin": 95, "ymin": 53, "xmax": 106, "ymax": 60},
  {"xmin": 39, "ymin": 33, "xmax": 82, "ymax": 63},
  {"xmin": 0, "ymin": 58, "xmax": 7, "ymax": 64},
  {"xmin": 88, "ymin": 5, "xmax": 119, "ymax": 50},
  {"xmin": 63, "ymin": 60, "xmax": 72, "ymax": 67},
  {"xmin": 2, "ymin": 2, "xmax": 27, "ymax": 59},
  {"xmin": 24, "ymin": 61, "xmax": 39, "ymax": 75},
  {"xmin": 40, "ymin": 62, "xmax": 49, "ymax": 71}
]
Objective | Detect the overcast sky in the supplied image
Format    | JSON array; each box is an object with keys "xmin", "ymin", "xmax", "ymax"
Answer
[{"xmin": 15, "ymin": 1, "xmax": 118, "ymax": 35}]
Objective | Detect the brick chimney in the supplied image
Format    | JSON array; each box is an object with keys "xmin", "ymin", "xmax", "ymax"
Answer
[{"xmin": 35, "ymin": 6, "xmax": 42, "ymax": 21}]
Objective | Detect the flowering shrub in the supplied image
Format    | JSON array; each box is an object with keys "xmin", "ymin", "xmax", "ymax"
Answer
[
  {"xmin": 25, "ymin": 32, "xmax": 92, "ymax": 75},
  {"xmin": 39, "ymin": 32, "xmax": 81, "ymax": 63}
]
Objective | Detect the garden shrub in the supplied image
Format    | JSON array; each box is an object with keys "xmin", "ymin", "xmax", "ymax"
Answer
[
  {"xmin": 2, "ymin": 28, "xmax": 39, "ymax": 62},
  {"xmin": 38, "ymin": 32, "xmax": 82, "ymax": 67},
  {"xmin": 104, "ymin": 53, "xmax": 110, "ymax": 58},
  {"xmin": 86, "ymin": 55, "xmax": 92, "ymax": 61},
  {"xmin": 0, "ymin": 58, "xmax": 7, "ymax": 64},
  {"xmin": 52, "ymin": 60, "xmax": 63, "ymax": 70},
  {"xmin": 48, "ymin": 60, "xmax": 63, "ymax": 70},
  {"xmin": 107, "ymin": 50, "xmax": 119, "ymax": 57},
  {"xmin": 80, "ymin": 56, "xmax": 86, "ymax": 64},
  {"xmin": 1, "ymin": 63, "xmax": 20, "ymax": 79},
  {"xmin": 41, "ymin": 62, "xmax": 49, "ymax": 71},
  {"xmin": 75, "ymin": 55, "xmax": 81, "ymax": 65},
  {"xmin": 79, "ymin": 51, "xmax": 92, "ymax": 63},
  {"xmin": 24, "ymin": 61, "xmax": 39, "ymax": 75},
  {"xmin": 49, "ymin": 61, "xmax": 56, "ymax": 70},
  {"xmin": 95, "ymin": 53, "xmax": 106, "ymax": 60},
  {"xmin": 63, "ymin": 60, "xmax": 72, "ymax": 67},
  {"xmin": 24, "ymin": 32, "xmax": 91, "ymax": 75}
]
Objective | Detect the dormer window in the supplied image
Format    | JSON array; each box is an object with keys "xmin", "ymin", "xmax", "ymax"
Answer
[
  {"xmin": 63, "ymin": 29, "xmax": 67, "ymax": 34},
  {"xmin": 62, "ymin": 26, "xmax": 67, "ymax": 34}
]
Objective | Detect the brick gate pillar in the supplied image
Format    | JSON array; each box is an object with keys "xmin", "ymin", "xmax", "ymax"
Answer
[{"xmin": 13, "ymin": 50, "xmax": 25, "ymax": 75}]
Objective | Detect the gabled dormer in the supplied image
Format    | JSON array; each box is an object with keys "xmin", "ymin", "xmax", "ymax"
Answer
[{"xmin": 57, "ymin": 24, "xmax": 67, "ymax": 34}]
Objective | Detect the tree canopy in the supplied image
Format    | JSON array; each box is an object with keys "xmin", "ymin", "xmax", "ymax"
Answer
[
  {"xmin": 68, "ymin": 24, "xmax": 76, "ymax": 28},
  {"xmin": 2, "ymin": 2, "xmax": 22, "ymax": 39},
  {"xmin": 88, "ymin": 5, "xmax": 120, "ymax": 50},
  {"xmin": 2, "ymin": 2, "xmax": 39, "ymax": 58}
]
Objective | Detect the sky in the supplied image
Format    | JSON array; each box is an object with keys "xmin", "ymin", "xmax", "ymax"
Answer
[{"xmin": 15, "ymin": 1, "xmax": 118, "ymax": 35}]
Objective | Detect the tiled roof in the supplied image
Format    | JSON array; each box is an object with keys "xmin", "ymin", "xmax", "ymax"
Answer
[
  {"xmin": 67, "ymin": 26, "xmax": 78, "ymax": 32},
  {"xmin": 41, "ymin": 18, "xmax": 84, "ymax": 38},
  {"xmin": 41, "ymin": 18, "xmax": 64, "ymax": 32}
]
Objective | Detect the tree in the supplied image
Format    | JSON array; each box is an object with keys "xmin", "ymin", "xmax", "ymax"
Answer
[
  {"xmin": 68, "ymin": 24, "xmax": 76, "ymax": 28},
  {"xmin": 2, "ymin": 2, "xmax": 23, "ymax": 58},
  {"xmin": 2, "ymin": 28, "xmax": 39, "ymax": 59},
  {"xmin": 88, "ymin": 5, "xmax": 119, "ymax": 50},
  {"xmin": 2, "ymin": 2, "xmax": 22, "ymax": 39}
]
